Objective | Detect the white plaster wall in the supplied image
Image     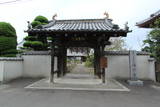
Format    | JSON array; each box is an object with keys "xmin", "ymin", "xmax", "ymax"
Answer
[
  {"xmin": 3, "ymin": 61, "xmax": 23, "ymax": 82},
  {"xmin": 137, "ymin": 56, "xmax": 155, "ymax": 81},
  {"xmin": 22, "ymin": 55, "xmax": 57, "ymax": 78},
  {"xmin": 105, "ymin": 55, "xmax": 155, "ymax": 81},
  {"xmin": 0, "ymin": 62, "xmax": 4, "ymax": 81},
  {"xmin": 106, "ymin": 55, "xmax": 129, "ymax": 79}
]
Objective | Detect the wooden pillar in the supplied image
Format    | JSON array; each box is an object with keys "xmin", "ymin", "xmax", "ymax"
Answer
[
  {"xmin": 56, "ymin": 39, "xmax": 62, "ymax": 78},
  {"xmin": 57, "ymin": 53, "xmax": 61, "ymax": 77},
  {"xmin": 63, "ymin": 47, "xmax": 67, "ymax": 75},
  {"xmin": 59, "ymin": 44, "xmax": 64, "ymax": 77},
  {"xmin": 95, "ymin": 46, "xmax": 101, "ymax": 78},
  {"xmin": 50, "ymin": 41, "xmax": 54, "ymax": 83},
  {"xmin": 97, "ymin": 46, "xmax": 101, "ymax": 78},
  {"xmin": 101, "ymin": 45, "xmax": 105, "ymax": 83},
  {"xmin": 94, "ymin": 47, "xmax": 97, "ymax": 76}
]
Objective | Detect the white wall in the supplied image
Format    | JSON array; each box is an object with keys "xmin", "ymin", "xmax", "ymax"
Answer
[
  {"xmin": 105, "ymin": 54, "xmax": 155, "ymax": 81},
  {"xmin": 0, "ymin": 58, "xmax": 23, "ymax": 82},
  {"xmin": 3, "ymin": 61, "xmax": 23, "ymax": 82},
  {"xmin": 0, "ymin": 51, "xmax": 155, "ymax": 82},
  {"xmin": 0, "ymin": 62, "xmax": 4, "ymax": 81},
  {"xmin": 106, "ymin": 55, "xmax": 129, "ymax": 79},
  {"xmin": 22, "ymin": 55, "xmax": 57, "ymax": 78}
]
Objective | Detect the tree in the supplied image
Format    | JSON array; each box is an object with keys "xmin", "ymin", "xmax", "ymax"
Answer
[
  {"xmin": 105, "ymin": 37, "xmax": 127, "ymax": 51},
  {"xmin": 0, "ymin": 22, "xmax": 17, "ymax": 57},
  {"xmin": 142, "ymin": 18, "xmax": 160, "ymax": 61},
  {"xmin": 22, "ymin": 15, "xmax": 49, "ymax": 51}
]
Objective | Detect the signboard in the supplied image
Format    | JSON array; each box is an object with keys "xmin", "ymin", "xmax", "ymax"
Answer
[{"xmin": 100, "ymin": 57, "xmax": 108, "ymax": 68}]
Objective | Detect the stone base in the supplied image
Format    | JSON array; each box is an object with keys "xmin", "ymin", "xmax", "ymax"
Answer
[{"xmin": 127, "ymin": 80, "xmax": 144, "ymax": 86}]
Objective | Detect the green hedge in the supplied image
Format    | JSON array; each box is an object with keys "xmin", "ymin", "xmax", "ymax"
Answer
[
  {"xmin": 34, "ymin": 15, "xmax": 48, "ymax": 23},
  {"xmin": 31, "ymin": 21, "xmax": 41, "ymax": 28},
  {"xmin": 0, "ymin": 22, "xmax": 16, "ymax": 37},
  {"xmin": 0, "ymin": 36, "xmax": 17, "ymax": 51},
  {"xmin": 85, "ymin": 55, "xmax": 94, "ymax": 67},
  {"xmin": 0, "ymin": 36, "xmax": 17, "ymax": 56},
  {"xmin": 24, "ymin": 36, "xmax": 37, "ymax": 41},
  {"xmin": 23, "ymin": 41, "xmax": 43, "ymax": 50}
]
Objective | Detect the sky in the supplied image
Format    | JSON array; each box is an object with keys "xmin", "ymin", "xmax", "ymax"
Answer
[{"xmin": 0, "ymin": 0, "xmax": 160, "ymax": 50}]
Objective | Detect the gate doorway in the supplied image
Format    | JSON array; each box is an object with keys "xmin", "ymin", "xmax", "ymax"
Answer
[
  {"xmin": 66, "ymin": 47, "xmax": 95, "ymax": 80},
  {"xmin": 27, "ymin": 18, "xmax": 129, "ymax": 83}
]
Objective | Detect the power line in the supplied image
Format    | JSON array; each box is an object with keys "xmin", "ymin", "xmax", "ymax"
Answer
[{"xmin": 0, "ymin": 0, "xmax": 26, "ymax": 5}]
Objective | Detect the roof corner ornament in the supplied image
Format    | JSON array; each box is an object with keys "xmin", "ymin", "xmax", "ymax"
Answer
[
  {"xmin": 124, "ymin": 22, "xmax": 129, "ymax": 31},
  {"xmin": 27, "ymin": 21, "xmax": 32, "ymax": 30},
  {"xmin": 52, "ymin": 13, "xmax": 57, "ymax": 20},
  {"xmin": 104, "ymin": 12, "xmax": 109, "ymax": 19}
]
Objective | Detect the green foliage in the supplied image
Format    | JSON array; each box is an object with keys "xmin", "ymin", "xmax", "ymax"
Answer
[
  {"xmin": 0, "ymin": 36, "xmax": 17, "ymax": 56},
  {"xmin": 23, "ymin": 41, "xmax": 32, "ymax": 48},
  {"xmin": 0, "ymin": 22, "xmax": 16, "ymax": 37},
  {"xmin": 31, "ymin": 16, "xmax": 48, "ymax": 28},
  {"xmin": 142, "ymin": 18, "xmax": 160, "ymax": 61},
  {"xmin": 85, "ymin": 55, "xmax": 94, "ymax": 67},
  {"xmin": 31, "ymin": 21, "xmax": 41, "ymax": 28},
  {"xmin": 0, "ymin": 22, "xmax": 17, "ymax": 56},
  {"xmin": 31, "ymin": 41, "xmax": 43, "ymax": 50},
  {"xmin": 24, "ymin": 36, "xmax": 36, "ymax": 41},
  {"xmin": 21, "ymin": 15, "xmax": 49, "ymax": 51},
  {"xmin": 23, "ymin": 41, "xmax": 43, "ymax": 50},
  {"xmin": 34, "ymin": 15, "xmax": 48, "ymax": 24}
]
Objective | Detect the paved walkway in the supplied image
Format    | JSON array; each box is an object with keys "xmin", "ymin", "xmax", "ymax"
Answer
[
  {"xmin": 25, "ymin": 64, "xmax": 129, "ymax": 91},
  {"xmin": 63, "ymin": 63, "xmax": 95, "ymax": 79}
]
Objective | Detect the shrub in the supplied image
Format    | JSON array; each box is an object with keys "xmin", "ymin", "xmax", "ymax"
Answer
[
  {"xmin": 0, "ymin": 36, "xmax": 17, "ymax": 56},
  {"xmin": 1, "ymin": 49, "xmax": 17, "ymax": 54},
  {"xmin": 23, "ymin": 41, "xmax": 43, "ymax": 50},
  {"xmin": 31, "ymin": 21, "xmax": 41, "ymax": 28},
  {"xmin": 21, "ymin": 15, "xmax": 49, "ymax": 51},
  {"xmin": 0, "ymin": 22, "xmax": 16, "ymax": 37},
  {"xmin": 34, "ymin": 15, "xmax": 48, "ymax": 23},
  {"xmin": 23, "ymin": 41, "xmax": 32, "ymax": 48},
  {"xmin": 0, "ymin": 36, "xmax": 17, "ymax": 51},
  {"xmin": 24, "ymin": 36, "xmax": 36, "ymax": 41},
  {"xmin": 31, "ymin": 41, "xmax": 43, "ymax": 50},
  {"xmin": 85, "ymin": 55, "xmax": 94, "ymax": 67},
  {"xmin": 0, "ymin": 54, "xmax": 16, "ymax": 57}
]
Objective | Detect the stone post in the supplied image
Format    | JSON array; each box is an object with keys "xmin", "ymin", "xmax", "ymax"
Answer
[
  {"xmin": 127, "ymin": 50, "xmax": 143, "ymax": 86},
  {"xmin": 129, "ymin": 50, "xmax": 137, "ymax": 81}
]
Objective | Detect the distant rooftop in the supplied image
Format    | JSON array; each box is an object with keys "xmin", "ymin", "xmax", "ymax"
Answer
[{"xmin": 136, "ymin": 10, "xmax": 160, "ymax": 28}]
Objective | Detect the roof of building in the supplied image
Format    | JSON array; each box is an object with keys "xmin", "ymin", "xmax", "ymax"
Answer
[
  {"xmin": 22, "ymin": 51, "xmax": 150, "ymax": 56},
  {"xmin": 136, "ymin": 10, "xmax": 160, "ymax": 28},
  {"xmin": 28, "ymin": 18, "xmax": 128, "ymax": 33}
]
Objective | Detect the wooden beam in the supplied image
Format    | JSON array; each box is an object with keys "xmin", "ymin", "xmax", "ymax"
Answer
[
  {"xmin": 94, "ymin": 47, "xmax": 97, "ymax": 76},
  {"xmin": 101, "ymin": 45, "xmax": 105, "ymax": 83},
  {"xmin": 50, "ymin": 40, "xmax": 55, "ymax": 83}
]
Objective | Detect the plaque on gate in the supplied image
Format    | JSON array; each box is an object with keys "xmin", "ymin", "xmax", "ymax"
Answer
[{"xmin": 100, "ymin": 57, "xmax": 108, "ymax": 68}]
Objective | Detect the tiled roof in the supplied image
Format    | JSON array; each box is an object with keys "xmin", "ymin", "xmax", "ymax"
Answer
[
  {"xmin": 22, "ymin": 51, "xmax": 150, "ymax": 56},
  {"xmin": 28, "ymin": 18, "xmax": 126, "ymax": 32},
  {"xmin": 104, "ymin": 51, "xmax": 150, "ymax": 56},
  {"xmin": 0, "ymin": 57, "xmax": 23, "ymax": 61},
  {"xmin": 136, "ymin": 10, "xmax": 160, "ymax": 28},
  {"xmin": 22, "ymin": 51, "xmax": 51, "ymax": 55}
]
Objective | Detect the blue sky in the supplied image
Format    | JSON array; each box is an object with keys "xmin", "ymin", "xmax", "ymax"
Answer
[{"xmin": 0, "ymin": 0, "xmax": 159, "ymax": 50}]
